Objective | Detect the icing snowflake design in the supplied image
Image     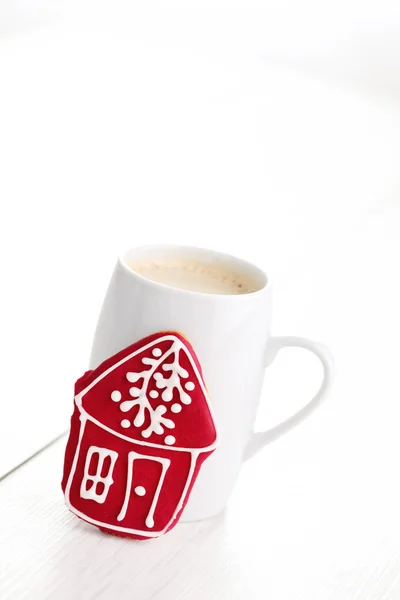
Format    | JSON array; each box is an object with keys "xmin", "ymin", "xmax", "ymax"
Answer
[{"xmin": 110, "ymin": 341, "xmax": 195, "ymax": 441}]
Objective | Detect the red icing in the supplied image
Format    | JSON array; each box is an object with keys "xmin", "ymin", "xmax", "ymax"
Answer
[{"xmin": 62, "ymin": 332, "xmax": 217, "ymax": 540}]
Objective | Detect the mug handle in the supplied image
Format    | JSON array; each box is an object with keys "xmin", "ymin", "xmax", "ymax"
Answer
[{"xmin": 245, "ymin": 336, "xmax": 334, "ymax": 460}]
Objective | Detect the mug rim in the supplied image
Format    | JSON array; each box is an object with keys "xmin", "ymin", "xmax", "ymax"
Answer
[{"xmin": 119, "ymin": 244, "xmax": 269, "ymax": 299}]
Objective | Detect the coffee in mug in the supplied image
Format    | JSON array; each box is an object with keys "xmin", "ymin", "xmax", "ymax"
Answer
[{"xmin": 128, "ymin": 256, "xmax": 261, "ymax": 295}]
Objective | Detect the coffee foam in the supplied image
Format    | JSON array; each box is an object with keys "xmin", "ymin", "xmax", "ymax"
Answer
[{"xmin": 129, "ymin": 258, "xmax": 260, "ymax": 295}]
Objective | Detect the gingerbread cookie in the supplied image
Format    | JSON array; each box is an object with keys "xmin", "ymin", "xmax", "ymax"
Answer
[{"xmin": 62, "ymin": 332, "xmax": 217, "ymax": 539}]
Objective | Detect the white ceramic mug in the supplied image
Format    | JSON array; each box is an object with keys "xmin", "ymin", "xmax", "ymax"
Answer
[{"xmin": 90, "ymin": 244, "xmax": 333, "ymax": 521}]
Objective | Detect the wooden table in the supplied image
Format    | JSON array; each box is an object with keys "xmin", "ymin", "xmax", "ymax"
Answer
[{"xmin": 1, "ymin": 24, "xmax": 400, "ymax": 600}]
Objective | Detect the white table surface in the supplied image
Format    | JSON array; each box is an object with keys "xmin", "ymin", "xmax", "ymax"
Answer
[{"xmin": 1, "ymin": 23, "xmax": 400, "ymax": 600}]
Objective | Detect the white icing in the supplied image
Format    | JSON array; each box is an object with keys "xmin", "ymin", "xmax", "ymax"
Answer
[
  {"xmin": 171, "ymin": 403, "xmax": 182, "ymax": 413},
  {"xmin": 65, "ymin": 414, "xmax": 204, "ymax": 538},
  {"xmin": 121, "ymin": 419, "xmax": 130, "ymax": 428},
  {"xmin": 79, "ymin": 410, "xmax": 214, "ymax": 453},
  {"xmin": 116, "ymin": 450, "xmax": 134, "ymax": 522},
  {"xmin": 113, "ymin": 341, "xmax": 196, "ymax": 437},
  {"xmin": 116, "ymin": 450, "xmax": 170, "ymax": 527},
  {"xmin": 80, "ymin": 446, "xmax": 118, "ymax": 504},
  {"xmin": 134, "ymin": 486, "xmax": 146, "ymax": 496},
  {"xmin": 142, "ymin": 357, "xmax": 156, "ymax": 366},
  {"xmin": 111, "ymin": 390, "xmax": 122, "ymax": 402},
  {"xmin": 159, "ymin": 385, "xmax": 173, "ymax": 401},
  {"xmin": 173, "ymin": 451, "xmax": 199, "ymax": 516},
  {"xmin": 185, "ymin": 381, "xmax": 195, "ymax": 391},
  {"xmin": 152, "ymin": 343, "xmax": 192, "ymax": 405},
  {"xmin": 126, "ymin": 372, "xmax": 141, "ymax": 383},
  {"xmin": 164, "ymin": 435, "xmax": 176, "ymax": 445},
  {"xmin": 72, "ymin": 333, "xmax": 216, "ymax": 459},
  {"xmin": 138, "ymin": 405, "xmax": 174, "ymax": 438},
  {"xmin": 76, "ymin": 334, "xmax": 216, "ymax": 448},
  {"xmin": 144, "ymin": 454, "xmax": 170, "ymax": 528}
]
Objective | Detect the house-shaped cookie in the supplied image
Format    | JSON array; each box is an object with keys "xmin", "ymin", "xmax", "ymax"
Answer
[{"xmin": 62, "ymin": 332, "xmax": 217, "ymax": 539}]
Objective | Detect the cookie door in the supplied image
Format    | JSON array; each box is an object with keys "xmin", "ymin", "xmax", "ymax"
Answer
[{"xmin": 117, "ymin": 450, "xmax": 171, "ymax": 532}]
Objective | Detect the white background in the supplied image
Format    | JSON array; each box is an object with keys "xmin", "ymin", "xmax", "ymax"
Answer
[
  {"xmin": 1, "ymin": 2, "xmax": 400, "ymax": 599},
  {"xmin": 2, "ymin": 0, "xmax": 400, "ymax": 100}
]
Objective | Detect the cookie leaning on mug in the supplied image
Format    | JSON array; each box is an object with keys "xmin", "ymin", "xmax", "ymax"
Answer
[{"xmin": 62, "ymin": 331, "xmax": 217, "ymax": 540}]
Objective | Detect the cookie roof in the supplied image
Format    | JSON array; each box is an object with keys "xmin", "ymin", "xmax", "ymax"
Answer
[{"xmin": 74, "ymin": 332, "xmax": 217, "ymax": 451}]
